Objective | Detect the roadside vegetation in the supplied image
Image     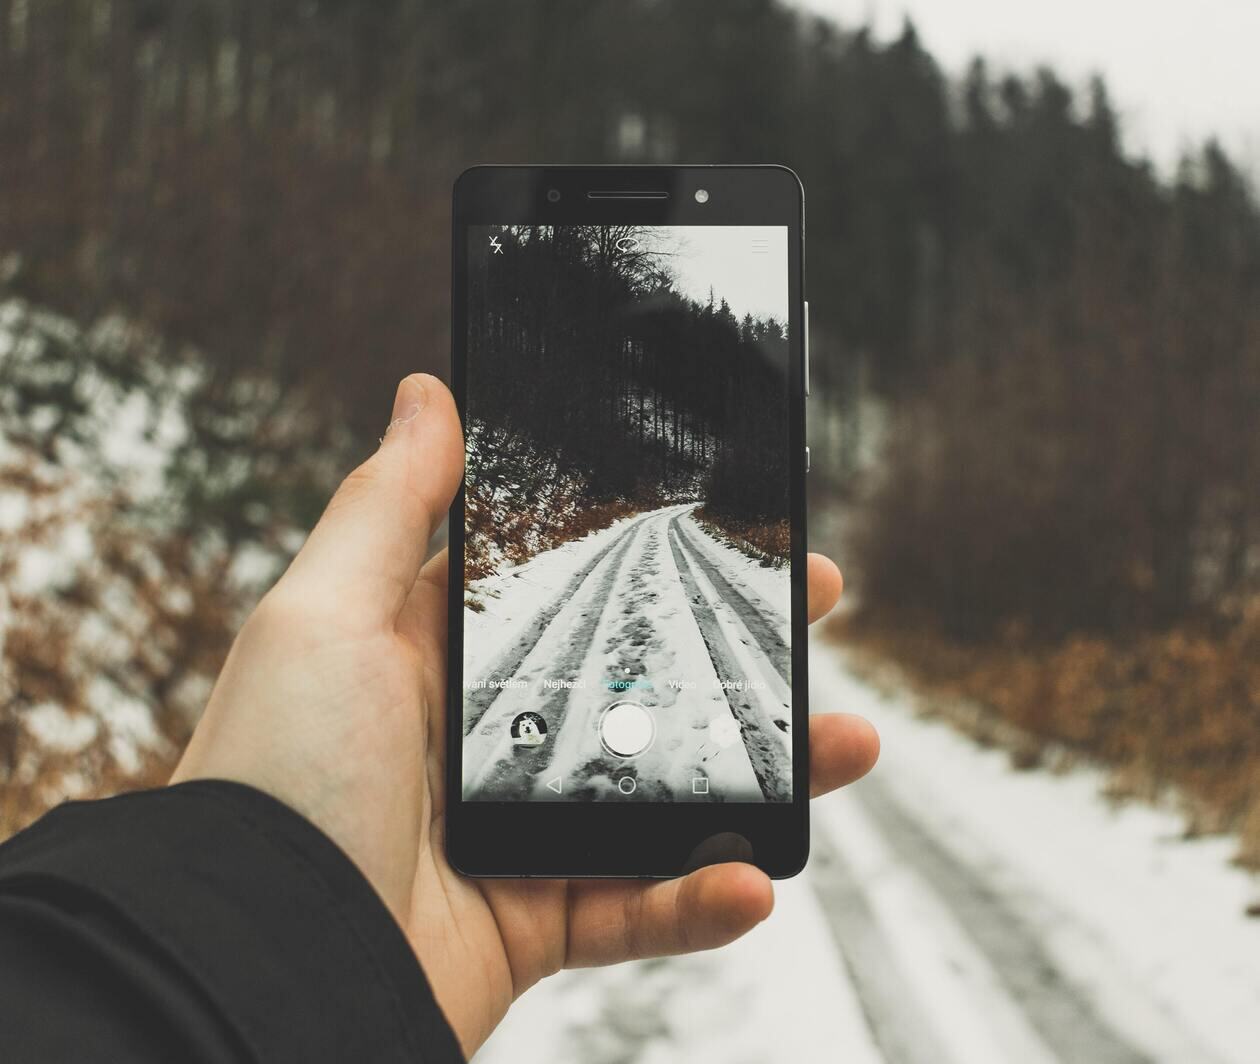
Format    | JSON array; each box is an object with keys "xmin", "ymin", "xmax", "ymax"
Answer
[
  {"xmin": 836, "ymin": 85, "xmax": 1260, "ymax": 872},
  {"xmin": 3, "ymin": 0, "xmax": 1258, "ymax": 869},
  {"xmin": 693, "ymin": 510, "xmax": 790, "ymax": 569},
  {"xmin": 833, "ymin": 611, "xmax": 1260, "ymax": 869}
]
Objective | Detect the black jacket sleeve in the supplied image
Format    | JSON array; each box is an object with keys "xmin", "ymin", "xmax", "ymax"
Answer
[{"xmin": 0, "ymin": 780, "xmax": 465, "ymax": 1063}]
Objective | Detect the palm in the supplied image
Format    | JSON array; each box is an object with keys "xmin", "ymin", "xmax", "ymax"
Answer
[{"xmin": 401, "ymin": 554, "xmax": 584, "ymax": 1052}]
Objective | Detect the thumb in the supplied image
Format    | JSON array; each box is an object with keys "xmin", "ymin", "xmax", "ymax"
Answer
[{"xmin": 283, "ymin": 374, "xmax": 464, "ymax": 626}]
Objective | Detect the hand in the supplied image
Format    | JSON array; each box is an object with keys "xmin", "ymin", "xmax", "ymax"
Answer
[{"xmin": 173, "ymin": 374, "xmax": 879, "ymax": 1057}]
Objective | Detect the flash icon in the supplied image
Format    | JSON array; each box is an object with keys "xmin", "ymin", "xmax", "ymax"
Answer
[{"xmin": 489, "ymin": 236, "xmax": 503, "ymax": 255}]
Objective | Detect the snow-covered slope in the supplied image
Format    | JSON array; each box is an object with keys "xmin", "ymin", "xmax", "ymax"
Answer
[
  {"xmin": 815, "ymin": 646, "xmax": 1260, "ymax": 1064},
  {"xmin": 473, "ymin": 636, "xmax": 1260, "ymax": 1064},
  {"xmin": 0, "ymin": 297, "xmax": 301, "ymax": 827}
]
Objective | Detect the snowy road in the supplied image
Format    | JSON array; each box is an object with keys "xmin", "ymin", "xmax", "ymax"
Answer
[
  {"xmin": 463, "ymin": 505, "xmax": 792, "ymax": 803},
  {"xmin": 475, "ymin": 640, "xmax": 1260, "ymax": 1064}
]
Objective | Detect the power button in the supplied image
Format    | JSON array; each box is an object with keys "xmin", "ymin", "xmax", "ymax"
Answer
[{"xmin": 804, "ymin": 300, "xmax": 811, "ymax": 397}]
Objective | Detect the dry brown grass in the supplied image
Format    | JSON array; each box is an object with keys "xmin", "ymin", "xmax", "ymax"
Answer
[
  {"xmin": 829, "ymin": 603, "xmax": 1260, "ymax": 869},
  {"xmin": 465, "ymin": 483, "xmax": 639, "ymax": 582},
  {"xmin": 0, "ymin": 730, "xmax": 180, "ymax": 842},
  {"xmin": 693, "ymin": 509, "xmax": 790, "ymax": 568},
  {"xmin": 0, "ymin": 450, "xmax": 248, "ymax": 841}
]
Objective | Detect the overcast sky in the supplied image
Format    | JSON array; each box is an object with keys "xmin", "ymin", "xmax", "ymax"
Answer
[
  {"xmin": 795, "ymin": 0, "xmax": 1260, "ymax": 176},
  {"xmin": 648, "ymin": 227, "xmax": 789, "ymax": 324}
]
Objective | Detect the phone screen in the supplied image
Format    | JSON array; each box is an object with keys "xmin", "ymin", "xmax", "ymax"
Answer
[{"xmin": 460, "ymin": 224, "xmax": 792, "ymax": 804}]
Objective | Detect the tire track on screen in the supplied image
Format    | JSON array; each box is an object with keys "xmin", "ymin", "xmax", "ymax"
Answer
[
  {"xmin": 468, "ymin": 520, "xmax": 649, "ymax": 799},
  {"xmin": 462, "ymin": 514, "xmax": 649, "ymax": 736},
  {"xmin": 674, "ymin": 515, "xmax": 789, "ymax": 683},
  {"xmin": 668, "ymin": 518, "xmax": 790, "ymax": 801}
]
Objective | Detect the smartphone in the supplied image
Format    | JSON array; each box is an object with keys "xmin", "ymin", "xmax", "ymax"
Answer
[{"xmin": 447, "ymin": 165, "xmax": 809, "ymax": 877}]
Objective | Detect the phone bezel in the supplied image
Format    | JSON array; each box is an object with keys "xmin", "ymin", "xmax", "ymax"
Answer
[{"xmin": 447, "ymin": 165, "xmax": 809, "ymax": 878}]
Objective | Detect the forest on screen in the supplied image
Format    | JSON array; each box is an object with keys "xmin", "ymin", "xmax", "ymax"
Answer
[{"xmin": 465, "ymin": 225, "xmax": 789, "ymax": 580}]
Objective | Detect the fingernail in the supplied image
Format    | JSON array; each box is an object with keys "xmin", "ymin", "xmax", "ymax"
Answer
[{"xmin": 382, "ymin": 376, "xmax": 429, "ymax": 441}]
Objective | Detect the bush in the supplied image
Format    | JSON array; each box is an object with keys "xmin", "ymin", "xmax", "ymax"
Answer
[
  {"xmin": 834, "ymin": 603, "xmax": 1260, "ymax": 867},
  {"xmin": 853, "ymin": 219, "xmax": 1260, "ymax": 641}
]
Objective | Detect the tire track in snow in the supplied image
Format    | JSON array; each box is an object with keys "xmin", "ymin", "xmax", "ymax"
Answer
[
  {"xmin": 462, "ymin": 512, "xmax": 651, "ymax": 735},
  {"xmin": 673, "ymin": 514, "xmax": 790, "ymax": 684},
  {"xmin": 464, "ymin": 522, "xmax": 647, "ymax": 796},
  {"xmin": 668, "ymin": 519, "xmax": 791, "ymax": 801},
  {"xmin": 848, "ymin": 777, "xmax": 1154, "ymax": 1064},
  {"xmin": 809, "ymin": 768, "xmax": 1156, "ymax": 1064},
  {"xmin": 809, "ymin": 821, "xmax": 953, "ymax": 1064}
]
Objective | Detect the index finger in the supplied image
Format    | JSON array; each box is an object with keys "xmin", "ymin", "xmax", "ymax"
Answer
[{"xmin": 807, "ymin": 552, "xmax": 843, "ymax": 623}]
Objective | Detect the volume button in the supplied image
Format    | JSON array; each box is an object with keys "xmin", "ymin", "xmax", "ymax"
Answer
[{"xmin": 803, "ymin": 300, "xmax": 811, "ymax": 397}]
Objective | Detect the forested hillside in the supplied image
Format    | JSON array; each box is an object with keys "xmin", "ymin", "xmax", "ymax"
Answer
[
  {"xmin": 2, "ymin": 0, "xmax": 1259, "ymax": 857},
  {"xmin": 465, "ymin": 225, "xmax": 788, "ymax": 580}
]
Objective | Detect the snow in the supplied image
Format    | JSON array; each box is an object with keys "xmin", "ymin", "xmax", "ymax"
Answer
[
  {"xmin": 0, "ymin": 294, "xmax": 299, "ymax": 808},
  {"xmin": 814, "ymin": 644, "xmax": 1260, "ymax": 1064},
  {"xmin": 679, "ymin": 513, "xmax": 791, "ymax": 641},
  {"xmin": 679, "ymin": 544, "xmax": 791, "ymax": 750},
  {"xmin": 464, "ymin": 509, "xmax": 651, "ymax": 680},
  {"xmin": 88, "ymin": 677, "xmax": 168, "ymax": 776},
  {"xmin": 462, "ymin": 504, "xmax": 793, "ymax": 803},
  {"xmin": 10, "ymin": 521, "xmax": 95, "ymax": 595},
  {"xmin": 472, "ymin": 637, "xmax": 1260, "ymax": 1063},
  {"xmin": 22, "ymin": 703, "xmax": 100, "ymax": 754}
]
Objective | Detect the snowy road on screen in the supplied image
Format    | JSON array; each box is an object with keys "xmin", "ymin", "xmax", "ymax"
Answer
[
  {"xmin": 475, "ymin": 640, "xmax": 1260, "ymax": 1064},
  {"xmin": 463, "ymin": 504, "xmax": 793, "ymax": 803}
]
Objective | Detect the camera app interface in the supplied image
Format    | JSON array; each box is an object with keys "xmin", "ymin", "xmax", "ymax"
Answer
[{"xmin": 462, "ymin": 225, "xmax": 792, "ymax": 803}]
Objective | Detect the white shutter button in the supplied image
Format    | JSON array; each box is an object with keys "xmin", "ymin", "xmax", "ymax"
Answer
[{"xmin": 599, "ymin": 701, "xmax": 656, "ymax": 759}]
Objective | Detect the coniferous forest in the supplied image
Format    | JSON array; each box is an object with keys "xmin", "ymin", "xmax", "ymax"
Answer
[{"xmin": 465, "ymin": 225, "xmax": 788, "ymax": 579}]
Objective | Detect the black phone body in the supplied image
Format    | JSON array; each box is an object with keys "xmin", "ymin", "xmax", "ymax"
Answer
[{"xmin": 447, "ymin": 165, "xmax": 809, "ymax": 878}]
